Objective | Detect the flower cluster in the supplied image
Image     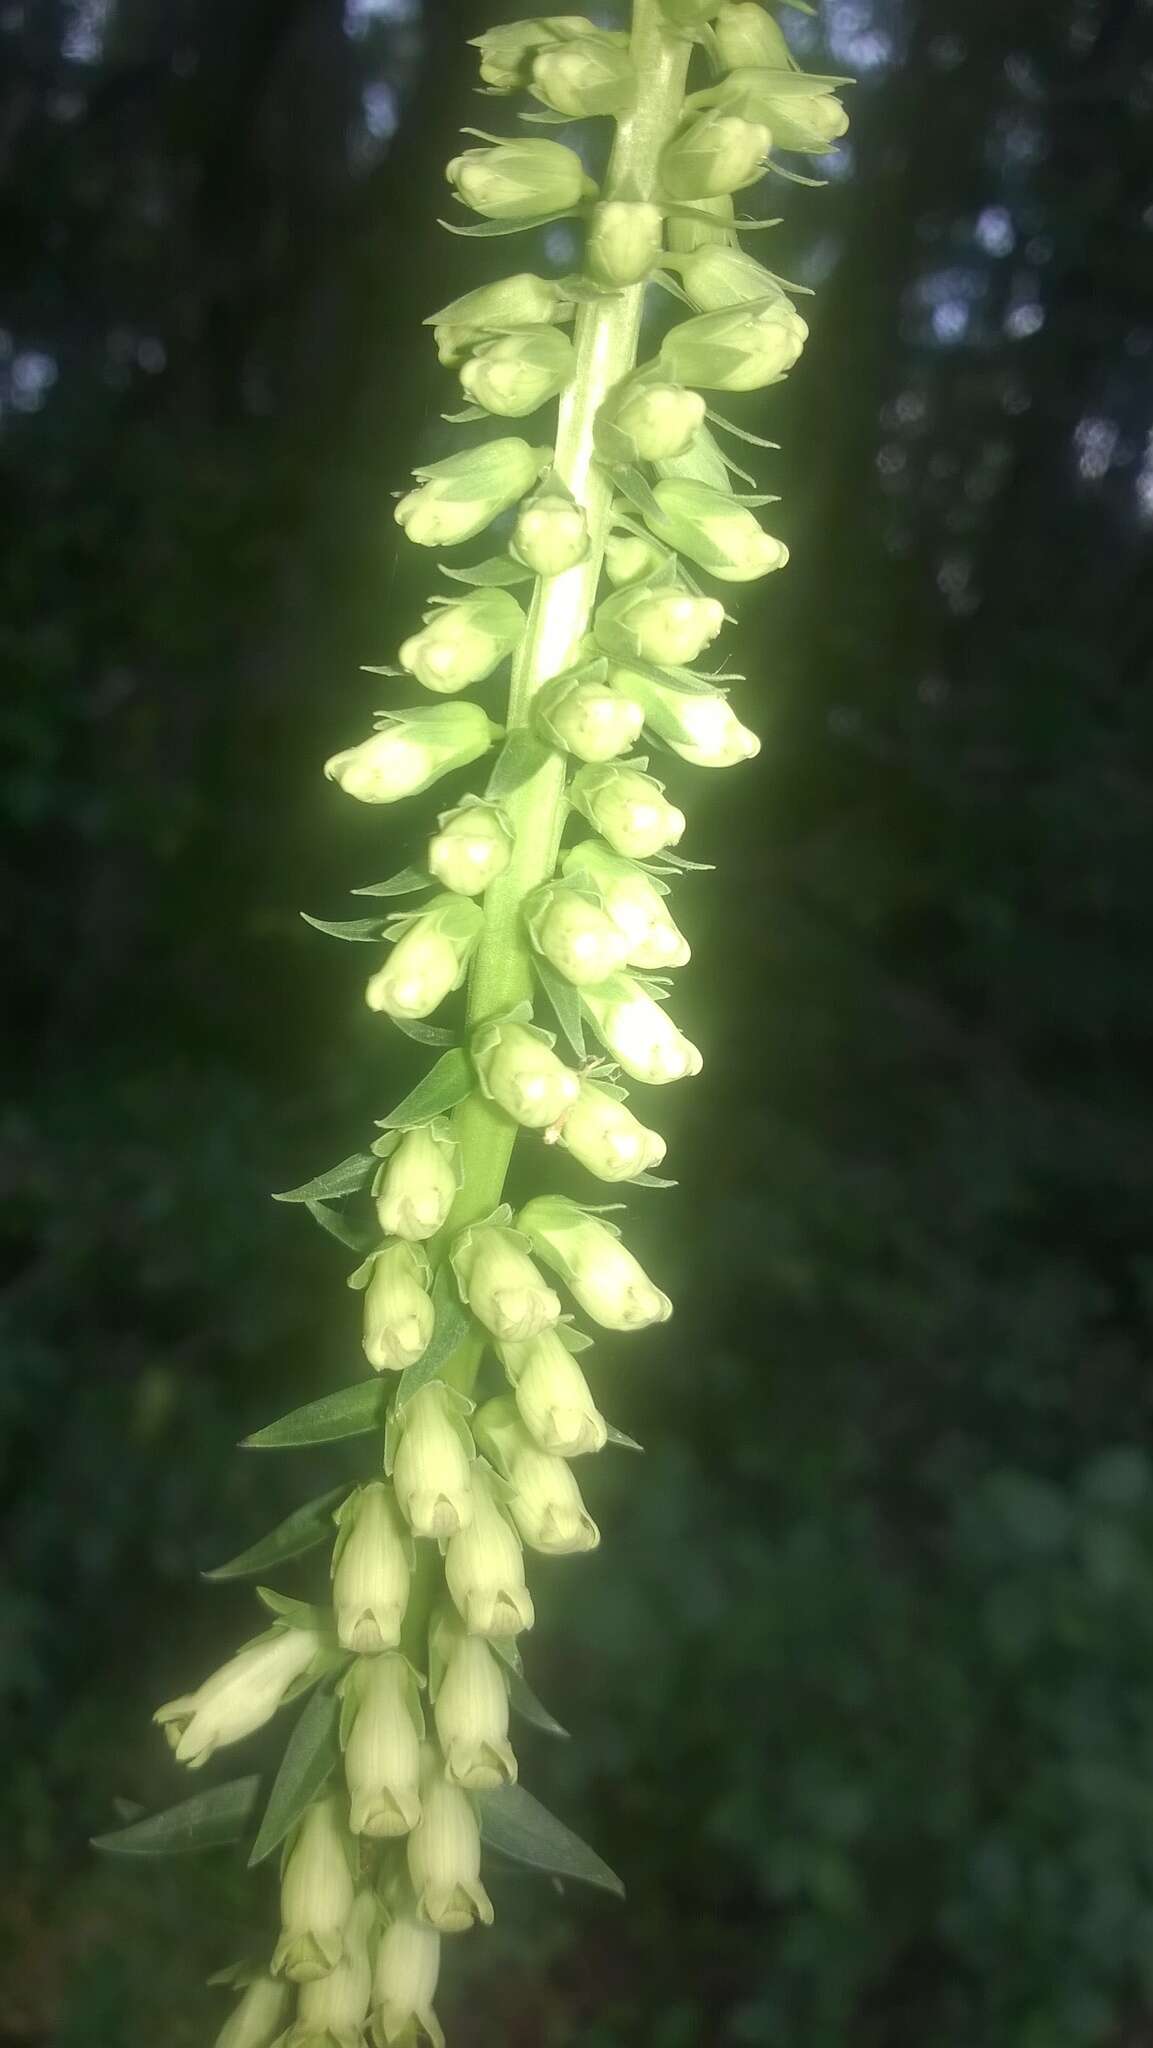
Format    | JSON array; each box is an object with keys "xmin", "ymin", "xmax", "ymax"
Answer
[{"xmin": 127, "ymin": 6, "xmax": 848, "ymax": 2044}]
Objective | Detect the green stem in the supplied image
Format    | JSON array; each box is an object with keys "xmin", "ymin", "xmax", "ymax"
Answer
[{"xmin": 442, "ymin": 0, "xmax": 692, "ymax": 1272}]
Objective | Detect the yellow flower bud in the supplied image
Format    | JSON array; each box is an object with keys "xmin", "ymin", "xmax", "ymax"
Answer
[
  {"xmin": 287, "ymin": 1888, "xmax": 376, "ymax": 2043},
  {"xmin": 374, "ymin": 1123, "xmax": 459, "ymax": 1242},
  {"xmin": 365, "ymin": 898, "xmax": 482, "ymax": 1021},
  {"xmin": 658, "ymin": 299, "xmax": 808, "ymax": 392},
  {"xmin": 474, "ymin": 1397, "xmax": 599, "ymax": 1553},
  {"xmin": 644, "ymin": 478, "xmax": 789, "ymax": 581},
  {"xmin": 391, "ymin": 1384, "xmax": 475, "ymax": 1541},
  {"xmin": 712, "ymin": 1, "xmax": 794, "ymax": 69},
  {"xmin": 530, "ymin": 35, "xmax": 634, "ymax": 116},
  {"xmin": 519, "ymin": 1197, "xmax": 673, "ymax": 1332},
  {"xmin": 596, "ymin": 378, "xmax": 706, "ymax": 464},
  {"xmin": 585, "ymin": 199, "xmax": 664, "ymax": 287},
  {"xmin": 398, "ymin": 589, "xmax": 524, "ymax": 694},
  {"xmin": 331, "ymin": 1484, "xmax": 411, "ymax": 1655},
  {"xmin": 498, "ymin": 1328, "xmax": 608, "ymax": 1456},
  {"xmin": 563, "ymin": 840, "xmax": 691, "ymax": 968},
  {"xmin": 460, "ymin": 328, "xmax": 575, "ymax": 418},
  {"xmin": 557, "ymin": 1078, "xmax": 667, "ymax": 1182},
  {"xmin": 325, "ymin": 705, "xmax": 498, "ymax": 804},
  {"xmin": 444, "ymin": 1461, "xmax": 535, "ymax": 1638},
  {"xmin": 447, "ymin": 139, "xmax": 593, "ymax": 221},
  {"xmin": 569, "ymin": 762, "xmax": 686, "ymax": 860},
  {"xmin": 660, "ymin": 110, "xmax": 771, "ymax": 200},
  {"xmin": 213, "ymin": 1973, "xmax": 291, "ymax": 2048},
  {"xmin": 594, "ymin": 584, "xmax": 725, "ymax": 667},
  {"xmin": 581, "ymin": 975, "xmax": 703, "ymax": 1084},
  {"xmin": 612, "ymin": 666, "xmax": 760, "ymax": 767},
  {"xmin": 406, "ymin": 1747, "xmax": 495, "ymax": 1934},
  {"xmin": 473, "ymin": 1020, "xmax": 580, "ymax": 1129},
  {"xmin": 154, "ymin": 1625, "xmax": 320, "ymax": 1771},
  {"xmin": 427, "ymin": 799, "xmax": 513, "ymax": 896},
  {"xmin": 512, "ymin": 489, "xmax": 589, "ymax": 576},
  {"xmin": 394, "ymin": 438, "xmax": 547, "ymax": 549},
  {"xmin": 524, "ymin": 882, "xmax": 632, "ymax": 986},
  {"xmin": 341, "ymin": 1654, "xmax": 423, "ymax": 1839},
  {"xmin": 433, "ymin": 1622, "xmax": 517, "ymax": 1790},
  {"xmin": 370, "ymin": 1913, "xmax": 444, "ymax": 2048},
  {"xmin": 272, "ymin": 1794, "xmax": 357, "ymax": 1984},
  {"xmin": 451, "ymin": 1217, "xmax": 563, "ymax": 1341},
  {"xmin": 534, "ymin": 669, "xmax": 645, "ymax": 763},
  {"xmin": 362, "ymin": 1243, "xmax": 434, "ymax": 1374}
]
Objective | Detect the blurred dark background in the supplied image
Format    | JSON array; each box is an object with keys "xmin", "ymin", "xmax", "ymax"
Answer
[{"xmin": 3, "ymin": 0, "xmax": 1153, "ymax": 2042}]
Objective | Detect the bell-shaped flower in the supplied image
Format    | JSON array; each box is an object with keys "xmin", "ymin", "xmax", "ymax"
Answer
[
  {"xmin": 331, "ymin": 1483, "xmax": 412, "ymax": 1654},
  {"xmin": 154, "ymin": 1621, "xmax": 321, "ymax": 1771},
  {"xmin": 534, "ymin": 667, "xmax": 644, "ymax": 763},
  {"xmin": 398, "ymin": 589, "xmax": 524, "ymax": 695},
  {"xmin": 658, "ymin": 298, "xmax": 808, "ymax": 392},
  {"xmin": 498, "ymin": 1327, "xmax": 607, "ymax": 1456},
  {"xmin": 563, "ymin": 838, "xmax": 691, "ymax": 968},
  {"xmin": 285, "ymin": 1888, "xmax": 377, "ymax": 2046},
  {"xmin": 596, "ymin": 377, "xmax": 705, "ymax": 464},
  {"xmin": 406, "ymin": 1747, "xmax": 495, "ymax": 1934},
  {"xmin": 594, "ymin": 585, "xmax": 724, "ymax": 667},
  {"xmin": 660, "ymin": 110, "xmax": 771, "ymax": 200},
  {"xmin": 212, "ymin": 1971, "xmax": 291, "ymax": 2048},
  {"xmin": 361, "ymin": 1242, "xmax": 434, "ymax": 1375},
  {"xmin": 644, "ymin": 478, "xmax": 788, "ymax": 581},
  {"xmin": 325, "ymin": 703, "xmax": 498, "ymax": 805},
  {"xmin": 712, "ymin": 0, "xmax": 795, "ymax": 69},
  {"xmin": 370, "ymin": 1912, "xmax": 444, "ymax": 2048},
  {"xmin": 427, "ymin": 797, "xmax": 513, "ymax": 896},
  {"xmin": 391, "ymin": 1383, "xmax": 475, "ymax": 1541},
  {"xmin": 446, "ymin": 139, "xmax": 593, "ymax": 220},
  {"xmin": 340, "ymin": 1653, "xmax": 423, "ymax": 1839},
  {"xmin": 697, "ymin": 65, "xmax": 850, "ymax": 153},
  {"xmin": 675, "ymin": 242, "xmax": 797, "ymax": 313},
  {"xmin": 612, "ymin": 666, "xmax": 760, "ymax": 767},
  {"xmin": 469, "ymin": 14, "xmax": 625, "ymax": 91},
  {"xmin": 518, "ymin": 1196, "xmax": 673, "ymax": 1332},
  {"xmin": 523, "ymin": 882, "xmax": 631, "ymax": 987},
  {"xmin": 460, "ymin": 328, "xmax": 575, "ymax": 418},
  {"xmin": 582, "ymin": 974, "xmax": 703, "ymax": 1084},
  {"xmin": 472, "ymin": 1019, "xmax": 580, "ymax": 1129},
  {"xmin": 585, "ymin": 199, "xmax": 664, "ymax": 287},
  {"xmin": 512, "ymin": 486, "xmax": 589, "ymax": 576},
  {"xmin": 444, "ymin": 1460, "xmax": 535, "ymax": 1638},
  {"xmin": 272, "ymin": 1794, "xmax": 357, "ymax": 1983},
  {"xmin": 394, "ymin": 438, "xmax": 547, "ymax": 549},
  {"xmin": 374, "ymin": 1121, "xmax": 459, "ymax": 1242},
  {"xmin": 426, "ymin": 272, "xmax": 571, "ymax": 356},
  {"xmin": 365, "ymin": 897, "xmax": 482, "ymax": 1022},
  {"xmin": 557, "ymin": 1076, "xmax": 667, "ymax": 1182},
  {"xmin": 432, "ymin": 1619, "xmax": 517, "ymax": 1791},
  {"xmin": 451, "ymin": 1214, "xmax": 563, "ymax": 1340},
  {"xmin": 530, "ymin": 35, "xmax": 634, "ymax": 115},
  {"xmin": 568, "ymin": 762, "xmax": 685, "ymax": 859},
  {"xmin": 475, "ymin": 1397, "xmax": 600, "ymax": 1553}
]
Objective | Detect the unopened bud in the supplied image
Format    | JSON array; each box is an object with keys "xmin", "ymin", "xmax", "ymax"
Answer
[
  {"xmin": 395, "ymin": 437, "xmax": 547, "ymax": 549},
  {"xmin": 603, "ymin": 531, "xmax": 671, "ymax": 586},
  {"xmin": 451, "ymin": 1216, "xmax": 563, "ymax": 1341},
  {"xmin": 272, "ymin": 1794, "xmax": 357, "ymax": 1984},
  {"xmin": 428, "ymin": 798, "xmax": 513, "ymax": 896},
  {"xmin": 594, "ymin": 584, "xmax": 725, "ymax": 667},
  {"xmin": 582, "ymin": 974, "xmax": 703, "ymax": 1083},
  {"xmin": 473, "ymin": 1020, "xmax": 580, "ymax": 1129},
  {"xmin": 154, "ymin": 1624, "xmax": 320, "ymax": 1771},
  {"xmin": 461, "ymin": 328, "xmax": 575, "ymax": 418},
  {"xmin": 534, "ymin": 668, "xmax": 644, "ymax": 763},
  {"xmin": 370, "ymin": 1914, "xmax": 443, "ymax": 2048},
  {"xmin": 426, "ymin": 271, "xmax": 570, "ymax": 341},
  {"xmin": 659, "ymin": 298, "xmax": 808, "ymax": 391},
  {"xmin": 596, "ymin": 377, "xmax": 706, "ymax": 464},
  {"xmin": 612, "ymin": 665, "xmax": 760, "ymax": 766},
  {"xmin": 392, "ymin": 1384, "xmax": 474, "ymax": 1541},
  {"xmin": 523, "ymin": 882, "xmax": 631, "ymax": 986},
  {"xmin": 366, "ymin": 896, "xmax": 482, "ymax": 1021},
  {"xmin": 470, "ymin": 16, "xmax": 623, "ymax": 93},
  {"xmin": 585, "ymin": 199, "xmax": 664, "ymax": 287},
  {"xmin": 325, "ymin": 704, "xmax": 498, "ymax": 804},
  {"xmin": 399, "ymin": 589, "xmax": 524, "ymax": 694},
  {"xmin": 375, "ymin": 1122, "xmax": 459, "ymax": 1242},
  {"xmin": 331, "ymin": 1484, "xmax": 411, "ymax": 1654},
  {"xmin": 447, "ymin": 139, "xmax": 593, "ymax": 221},
  {"xmin": 444, "ymin": 1461, "xmax": 535, "ymax": 1638},
  {"xmin": 498, "ymin": 1328, "xmax": 608, "ymax": 1456},
  {"xmin": 677, "ymin": 242, "xmax": 794, "ymax": 312},
  {"xmin": 512, "ymin": 488, "xmax": 589, "ymax": 576},
  {"xmin": 287, "ymin": 1888, "xmax": 376, "ymax": 2045},
  {"xmin": 406, "ymin": 1747, "xmax": 494, "ymax": 1935},
  {"xmin": 433, "ymin": 1619, "xmax": 517, "ymax": 1790},
  {"xmin": 557, "ymin": 1078, "xmax": 667, "ymax": 1181},
  {"xmin": 362, "ymin": 1243, "xmax": 434, "ymax": 1374},
  {"xmin": 660, "ymin": 111, "xmax": 771, "ymax": 201},
  {"xmin": 341, "ymin": 1654, "xmax": 423, "ymax": 1839},
  {"xmin": 569, "ymin": 762, "xmax": 686, "ymax": 859},
  {"xmin": 713, "ymin": 1, "xmax": 795, "ymax": 69},
  {"xmin": 645, "ymin": 477, "xmax": 789, "ymax": 581},
  {"xmin": 474, "ymin": 1397, "xmax": 600, "ymax": 1552},
  {"xmin": 531, "ymin": 36, "xmax": 634, "ymax": 115},
  {"xmin": 519, "ymin": 1196, "xmax": 673, "ymax": 1333},
  {"xmin": 213, "ymin": 1973, "xmax": 291, "ymax": 2048},
  {"xmin": 702, "ymin": 66, "xmax": 850, "ymax": 153},
  {"xmin": 563, "ymin": 839, "xmax": 691, "ymax": 968}
]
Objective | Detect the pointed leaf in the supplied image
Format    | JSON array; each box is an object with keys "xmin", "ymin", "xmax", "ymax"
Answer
[
  {"xmin": 437, "ymin": 208, "xmax": 579, "ymax": 238},
  {"xmin": 248, "ymin": 1688, "xmax": 341, "ymax": 1867},
  {"xmin": 300, "ymin": 913, "xmax": 387, "ymax": 942},
  {"xmin": 273, "ymin": 1155, "xmax": 376, "ymax": 1206},
  {"xmin": 242, "ymin": 1381, "xmax": 388, "ymax": 1451},
  {"xmin": 303, "ymin": 1198, "xmax": 374, "ymax": 1252},
  {"xmin": 390, "ymin": 1018, "xmax": 459, "ymax": 1049},
  {"xmin": 203, "ymin": 1488, "xmax": 348, "ymax": 1582},
  {"xmin": 629, "ymin": 1172, "xmax": 678, "ymax": 1190},
  {"xmin": 439, "ymin": 557, "xmax": 535, "ymax": 589},
  {"xmin": 531, "ymin": 956, "xmax": 585, "ymax": 1060},
  {"xmin": 486, "ymin": 731, "xmax": 555, "ymax": 802},
  {"xmin": 351, "ymin": 869, "xmax": 434, "ymax": 899},
  {"xmin": 504, "ymin": 1664, "xmax": 570, "ymax": 1740},
  {"xmin": 478, "ymin": 1784, "xmax": 624, "ymax": 1898},
  {"xmin": 92, "ymin": 1778, "xmax": 262, "ymax": 1858},
  {"xmin": 605, "ymin": 1423, "xmax": 644, "ymax": 1453},
  {"xmin": 379, "ymin": 1049, "xmax": 473, "ymax": 1129},
  {"xmin": 395, "ymin": 1270, "xmax": 475, "ymax": 1412}
]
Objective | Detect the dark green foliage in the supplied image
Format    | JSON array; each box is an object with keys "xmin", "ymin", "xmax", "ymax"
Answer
[{"xmin": 2, "ymin": 0, "xmax": 1152, "ymax": 2043}]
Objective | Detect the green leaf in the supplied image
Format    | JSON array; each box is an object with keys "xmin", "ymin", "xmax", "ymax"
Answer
[
  {"xmin": 350, "ymin": 869, "xmax": 433, "ymax": 899},
  {"xmin": 242, "ymin": 1380, "xmax": 388, "ymax": 1451},
  {"xmin": 504, "ymin": 1664, "xmax": 570, "ymax": 1740},
  {"xmin": 303, "ymin": 1198, "xmax": 374, "ymax": 1253},
  {"xmin": 202, "ymin": 1488, "xmax": 348, "ymax": 1581},
  {"xmin": 272, "ymin": 1155, "xmax": 376, "ymax": 1205},
  {"xmin": 437, "ymin": 208, "xmax": 580, "ymax": 239},
  {"xmin": 390, "ymin": 1017, "xmax": 459, "ymax": 1049},
  {"xmin": 248, "ymin": 1688, "xmax": 341, "ymax": 1867},
  {"xmin": 300, "ymin": 913, "xmax": 387, "ymax": 942},
  {"xmin": 439, "ymin": 557, "xmax": 535, "ymax": 590},
  {"xmin": 605, "ymin": 1423, "xmax": 644, "ymax": 1453},
  {"xmin": 92, "ymin": 1778, "xmax": 262, "ymax": 1858},
  {"xmin": 379, "ymin": 1049, "xmax": 473, "ymax": 1129},
  {"xmin": 395, "ymin": 1269, "xmax": 474, "ymax": 1411},
  {"xmin": 630, "ymin": 1172, "xmax": 678, "ymax": 1190},
  {"xmin": 705, "ymin": 407, "xmax": 780, "ymax": 451},
  {"xmin": 486, "ymin": 732, "xmax": 555, "ymax": 801},
  {"xmin": 532, "ymin": 955, "xmax": 585, "ymax": 1060},
  {"xmin": 478, "ymin": 1784, "xmax": 624, "ymax": 1898}
]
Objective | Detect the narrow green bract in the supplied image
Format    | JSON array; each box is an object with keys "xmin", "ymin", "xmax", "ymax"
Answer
[{"xmin": 119, "ymin": 5, "xmax": 850, "ymax": 2039}]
